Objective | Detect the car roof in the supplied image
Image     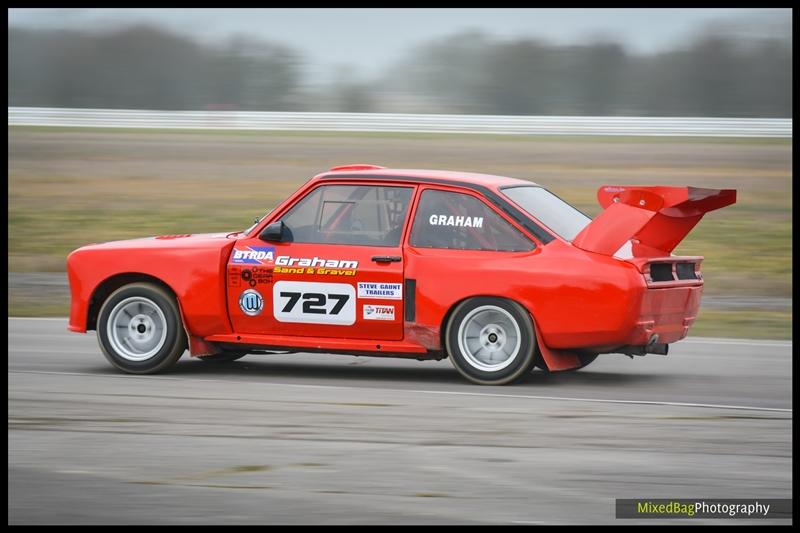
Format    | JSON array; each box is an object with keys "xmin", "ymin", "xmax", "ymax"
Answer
[{"xmin": 316, "ymin": 167, "xmax": 540, "ymax": 189}]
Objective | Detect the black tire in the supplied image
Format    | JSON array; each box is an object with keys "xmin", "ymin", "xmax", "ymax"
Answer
[
  {"xmin": 198, "ymin": 351, "xmax": 248, "ymax": 363},
  {"xmin": 445, "ymin": 297, "xmax": 537, "ymax": 385},
  {"xmin": 535, "ymin": 352, "xmax": 598, "ymax": 372},
  {"xmin": 96, "ymin": 282, "xmax": 187, "ymax": 374}
]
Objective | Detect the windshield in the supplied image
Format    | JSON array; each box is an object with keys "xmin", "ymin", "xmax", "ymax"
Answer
[{"xmin": 502, "ymin": 186, "xmax": 591, "ymax": 242}]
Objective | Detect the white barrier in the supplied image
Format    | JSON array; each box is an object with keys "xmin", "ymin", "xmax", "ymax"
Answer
[{"xmin": 7, "ymin": 107, "xmax": 792, "ymax": 137}]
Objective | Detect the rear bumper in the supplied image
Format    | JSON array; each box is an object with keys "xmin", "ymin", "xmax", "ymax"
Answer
[{"xmin": 628, "ymin": 284, "xmax": 703, "ymax": 345}]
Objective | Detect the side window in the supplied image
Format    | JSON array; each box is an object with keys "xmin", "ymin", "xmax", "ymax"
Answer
[
  {"xmin": 410, "ymin": 189, "xmax": 535, "ymax": 251},
  {"xmin": 280, "ymin": 184, "xmax": 413, "ymax": 246}
]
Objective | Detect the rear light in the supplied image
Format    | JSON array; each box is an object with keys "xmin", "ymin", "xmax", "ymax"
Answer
[
  {"xmin": 650, "ymin": 263, "xmax": 674, "ymax": 281},
  {"xmin": 675, "ymin": 262, "xmax": 697, "ymax": 280},
  {"xmin": 640, "ymin": 259, "xmax": 703, "ymax": 284}
]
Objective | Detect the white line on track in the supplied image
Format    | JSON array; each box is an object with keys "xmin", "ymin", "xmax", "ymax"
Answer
[
  {"xmin": 11, "ymin": 348, "xmax": 92, "ymax": 354},
  {"xmin": 8, "ymin": 317, "xmax": 68, "ymax": 321},
  {"xmin": 682, "ymin": 338, "xmax": 792, "ymax": 348},
  {"xmin": 7, "ymin": 317, "xmax": 793, "ymax": 347},
  {"xmin": 9, "ymin": 370, "xmax": 792, "ymax": 413}
]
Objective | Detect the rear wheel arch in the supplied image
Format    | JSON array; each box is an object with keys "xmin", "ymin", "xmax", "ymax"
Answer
[
  {"xmin": 442, "ymin": 295, "xmax": 539, "ymax": 385},
  {"xmin": 440, "ymin": 294, "xmax": 539, "ymax": 353}
]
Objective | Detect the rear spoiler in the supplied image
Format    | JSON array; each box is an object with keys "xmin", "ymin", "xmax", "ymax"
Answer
[{"xmin": 571, "ymin": 185, "xmax": 736, "ymax": 257}]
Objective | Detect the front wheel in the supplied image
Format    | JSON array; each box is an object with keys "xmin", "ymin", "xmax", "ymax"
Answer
[
  {"xmin": 96, "ymin": 282, "xmax": 187, "ymax": 374},
  {"xmin": 445, "ymin": 297, "xmax": 537, "ymax": 385}
]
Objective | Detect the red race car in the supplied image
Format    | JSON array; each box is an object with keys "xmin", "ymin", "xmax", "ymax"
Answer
[{"xmin": 67, "ymin": 165, "xmax": 736, "ymax": 385}]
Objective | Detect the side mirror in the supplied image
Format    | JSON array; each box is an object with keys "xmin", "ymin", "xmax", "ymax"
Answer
[{"xmin": 259, "ymin": 221, "xmax": 286, "ymax": 242}]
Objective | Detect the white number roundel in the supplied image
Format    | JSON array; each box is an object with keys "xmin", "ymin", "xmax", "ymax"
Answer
[{"xmin": 273, "ymin": 281, "xmax": 355, "ymax": 325}]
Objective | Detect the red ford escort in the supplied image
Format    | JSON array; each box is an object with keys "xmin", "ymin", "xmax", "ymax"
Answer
[{"xmin": 67, "ymin": 165, "xmax": 735, "ymax": 385}]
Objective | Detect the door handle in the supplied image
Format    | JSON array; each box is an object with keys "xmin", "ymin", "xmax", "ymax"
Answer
[{"xmin": 371, "ymin": 255, "xmax": 402, "ymax": 263}]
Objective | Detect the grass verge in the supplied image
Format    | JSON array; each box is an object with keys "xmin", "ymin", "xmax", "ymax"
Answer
[
  {"xmin": 8, "ymin": 125, "xmax": 793, "ymax": 144},
  {"xmin": 9, "ymin": 127, "xmax": 791, "ymax": 336}
]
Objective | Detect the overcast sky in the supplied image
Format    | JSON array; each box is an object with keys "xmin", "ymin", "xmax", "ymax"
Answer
[{"xmin": 8, "ymin": 8, "xmax": 790, "ymax": 84}]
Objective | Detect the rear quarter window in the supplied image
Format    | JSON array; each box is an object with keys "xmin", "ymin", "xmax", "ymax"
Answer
[
  {"xmin": 409, "ymin": 189, "xmax": 534, "ymax": 251},
  {"xmin": 502, "ymin": 185, "xmax": 591, "ymax": 242}
]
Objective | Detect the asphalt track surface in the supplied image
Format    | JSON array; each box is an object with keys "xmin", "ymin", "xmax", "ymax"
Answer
[{"xmin": 8, "ymin": 318, "xmax": 792, "ymax": 524}]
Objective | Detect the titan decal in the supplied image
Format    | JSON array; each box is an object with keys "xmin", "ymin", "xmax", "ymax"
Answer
[{"xmin": 363, "ymin": 304, "xmax": 395, "ymax": 321}]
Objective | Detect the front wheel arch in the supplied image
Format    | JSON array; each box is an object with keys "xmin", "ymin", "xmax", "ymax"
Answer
[
  {"xmin": 87, "ymin": 273, "xmax": 180, "ymax": 331},
  {"xmin": 96, "ymin": 281, "xmax": 187, "ymax": 373}
]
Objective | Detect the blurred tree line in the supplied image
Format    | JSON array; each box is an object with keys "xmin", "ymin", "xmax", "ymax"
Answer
[
  {"xmin": 8, "ymin": 26, "xmax": 302, "ymax": 111},
  {"xmin": 8, "ymin": 23, "xmax": 791, "ymax": 116}
]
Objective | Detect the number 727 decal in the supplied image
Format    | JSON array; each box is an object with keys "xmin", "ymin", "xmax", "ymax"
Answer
[{"xmin": 273, "ymin": 281, "xmax": 356, "ymax": 325}]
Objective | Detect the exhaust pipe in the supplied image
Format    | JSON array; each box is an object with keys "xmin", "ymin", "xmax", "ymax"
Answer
[
  {"xmin": 645, "ymin": 334, "xmax": 668, "ymax": 355},
  {"xmin": 613, "ymin": 335, "xmax": 669, "ymax": 356},
  {"xmin": 648, "ymin": 343, "xmax": 669, "ymax": 355}
]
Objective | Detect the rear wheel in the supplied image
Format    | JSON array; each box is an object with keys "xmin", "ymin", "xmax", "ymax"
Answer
[
  {"xmin": 445, "ymin": 297, "xmax": 537, "ymax": 385},
  {"xmin": 96, "ymin": 282, "xmax": 186, "ymax": 374}
]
